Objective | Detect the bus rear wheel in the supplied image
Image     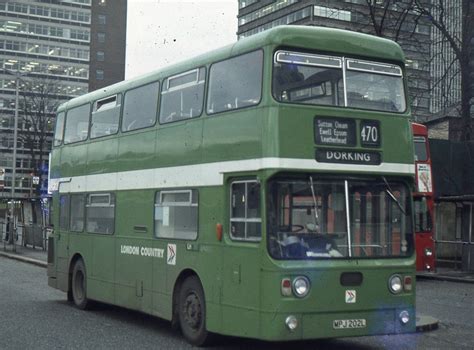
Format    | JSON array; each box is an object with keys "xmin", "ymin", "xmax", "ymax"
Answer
[
  {"xmin": 71, "ymin": 259, "xmax": 90, "ymax": 310},
  {"xmin": 178, "ymin": 276, "xmax": 211, "ymax": 346}
]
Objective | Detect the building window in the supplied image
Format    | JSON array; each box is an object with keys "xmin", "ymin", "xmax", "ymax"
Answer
[
  {"xmin": 155, "ymin": 190, "xmax": 198, "ymax": 240},
  {"xmin": 98, "ymin": 14, "xmax": 106, "ymax": 25},
  {"xmin": 97, "ymin": 51, "xmax": 105, "ymax": 61},
  {"xmin": 98, "ymin": 32, "xmax": 106, "ymax": 43},
  {"xmin": 314, "ymin": 5, "xmax": 351, "ymax": 22},
  {"xmin": 96, "ymin": 69, "xmax": 104, "ymax": 80}
]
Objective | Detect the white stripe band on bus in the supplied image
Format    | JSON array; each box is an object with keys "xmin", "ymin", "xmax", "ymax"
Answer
[{"xmin": 53, "ymin": 157, "xmax": 415, "ymax": 193}]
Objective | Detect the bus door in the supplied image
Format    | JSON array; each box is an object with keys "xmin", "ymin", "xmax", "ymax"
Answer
[{"xmin": 222, "ymin": 180, "xmax": 262, "ymax": 333}]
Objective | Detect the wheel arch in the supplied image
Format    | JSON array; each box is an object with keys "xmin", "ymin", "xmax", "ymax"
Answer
[{"xmin": 68, "ymin": 253, "xmax": 85, "ymax": 294}]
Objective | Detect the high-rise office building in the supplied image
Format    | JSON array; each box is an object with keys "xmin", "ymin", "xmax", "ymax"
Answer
[
  {"xmin": 237, "ymin": 0, "xmax": 432, "ymax": 121},
  {"xmin": 430, "ymin": 1, "xmax": 462, "ymax": 116},
  {"xmin": 0, "ymin": 0, "xmax": 126, "ymax": 200},
  {"xmin": 89, "ymin": 0, "xmax": 127, "ymax": 92}
]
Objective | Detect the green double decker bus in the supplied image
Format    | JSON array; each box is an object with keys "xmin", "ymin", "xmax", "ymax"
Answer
[{"xmin": 48, "ymin": 26, "xmax": 416, "ymax": 345}]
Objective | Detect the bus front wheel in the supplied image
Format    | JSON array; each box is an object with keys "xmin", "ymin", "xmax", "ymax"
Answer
[
  {"xmin": 71, "ymin": 259, "xmax": 90, "ymax": 310},
  {"xmin": 178, "ymin": 276, "xmax": 211, "ymax": 346}
]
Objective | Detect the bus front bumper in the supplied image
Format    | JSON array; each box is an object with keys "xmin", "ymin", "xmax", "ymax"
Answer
[{"xmin": 258, "ymin": 307, "xmax": 416, "ymax": 341}]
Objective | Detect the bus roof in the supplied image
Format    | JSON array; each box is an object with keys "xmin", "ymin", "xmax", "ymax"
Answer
[{"xmin": 58, "ymin": 25, "xmax": 406, "ymax": 112}]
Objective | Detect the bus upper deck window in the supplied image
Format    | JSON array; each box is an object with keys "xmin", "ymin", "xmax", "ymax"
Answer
[
  {"xmin": 122, "ymin": 82, "xmax": 159, "ymax": 132},
  {"xmin": 53, "ymin": 112, "xmax": 65, "ymax": 146},
  {"xmin": 345, "ymin": 59, "xmax": 405, "ymax": 112},
  {"xmin": 207, "ymin": 50, "xmax": 263, "ymax": 114},
  {"xmin": 91, "ymin": 95, "xmax": 121, "ymax": 138},
  {"xmin": 272, "ymin": 50, "xmax": 343, "ymax": 107},
  {"xmin": 64, "ymin": 103, "xmax": 90, "ymax": 144},
  {"xmin": 160, "ymin": 68, "xmax": 205, "ymax": 124}
]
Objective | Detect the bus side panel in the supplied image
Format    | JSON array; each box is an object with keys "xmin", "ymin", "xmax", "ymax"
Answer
[
  {"xmin": 59, "ymin": 143, "xmax": 88, "ymax": 178},
  {"xmin": 157, "ymin": 186, "xmax": 226, "ymax": 329},
  {"xmin": 202, "ymin": 109, "xmax": 262, "ymax": 162},
  {"xmin": 87, "ymin": 138, "xmax": 119, "ymax": 175},
  {"xmin": 115, "ymin": 190, "xmax": 154, "ymax": 314},
  {"xmin": 155, "ymin": 120, "xmax": 203, "ymax": 167},
  {"xmin": 219, "ymin": 244, "xmax": 261, "ymax": 338},
  {"xmin": 117, "ymin": 129, "xmax": 157, "ymax": 173},
  {"xmin": 86, "ymin": 233, "xmax": 115, "ymax": 303}
]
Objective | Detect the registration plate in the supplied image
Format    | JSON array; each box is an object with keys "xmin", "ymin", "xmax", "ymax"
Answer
[{"xmin": 333, "ymin": 319, "xmax": 367, "ymax": 329}]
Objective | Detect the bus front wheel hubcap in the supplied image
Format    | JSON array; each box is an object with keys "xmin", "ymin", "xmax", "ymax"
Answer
[{"xmin": 184, "ymin": 293, "xmax": 201, "ymax": 329}]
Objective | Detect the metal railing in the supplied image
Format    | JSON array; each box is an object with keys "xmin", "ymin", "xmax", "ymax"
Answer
[{"xmin": 435, "ymin": 239, "xmax": 474, "ymax": 270}]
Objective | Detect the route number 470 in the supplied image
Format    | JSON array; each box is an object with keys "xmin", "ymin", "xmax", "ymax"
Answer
[{"xmin": 360, "ymin": 123, "xmax": 380, "ymax": 146}]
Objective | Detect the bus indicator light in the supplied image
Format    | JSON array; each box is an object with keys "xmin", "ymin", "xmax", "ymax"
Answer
[
  {"xmin": 281, "ymin": 278, "xmax": 292, "ymax": 297},
  {"xmin": 403, "ymin": 276, "xmax": 412, "ymax": 292},
  {"xmin": 216, "ymin": 223, "xmax": 223, "ymax": 241}
]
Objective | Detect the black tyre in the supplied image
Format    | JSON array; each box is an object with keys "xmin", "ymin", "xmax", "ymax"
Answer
[
  {"xmin": 178, "ymin": 276, "xmax": 211, "ymax": 346},
  {"xmin": 71, "ymin": 259, "xmax": 90, "ymax": 310}
]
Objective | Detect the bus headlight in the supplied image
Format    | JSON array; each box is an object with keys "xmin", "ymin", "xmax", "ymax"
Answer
[
  {"xmin": 424, "ymin": 248, "xmax": 433, "ymax": 257},
  {"xmin": 388, "ymin": 275, "xmax": 403, "ymax": 294},
  {"xmin": 293, "ymin": 276, "xmax": 310, "ymax": 298}
]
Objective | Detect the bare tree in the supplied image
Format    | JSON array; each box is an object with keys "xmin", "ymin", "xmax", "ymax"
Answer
[
  {"xmin": 345, "ymin": 0, "xmax": 433, "ymax": 118},
  {"xmin": 17, "ymin": 77, "xmax": 60, "ymax": 194},
  {"xmin": 413, "ymin": 0, "xmax": 473, "ymax": 141}
]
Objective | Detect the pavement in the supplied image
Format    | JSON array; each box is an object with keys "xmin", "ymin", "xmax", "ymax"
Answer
[{"xmin": 0, "ymin": 241, "xmax": 47, "ymax": 268}]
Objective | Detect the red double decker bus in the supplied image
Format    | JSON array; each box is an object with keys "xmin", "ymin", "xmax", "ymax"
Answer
[{"xmin": 412, "ymin": 123, "xmax": 435, "ymax": 271}]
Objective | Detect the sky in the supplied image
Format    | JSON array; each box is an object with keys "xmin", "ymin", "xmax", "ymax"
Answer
[{"xmin": 125, "ymin": 0, "xmax": 238, "ymax": 79}]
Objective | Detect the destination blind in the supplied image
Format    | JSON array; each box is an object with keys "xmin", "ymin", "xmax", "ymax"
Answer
[{"xmin": 314, "ymin": 118, "xmax": 356, "ymax": 146}]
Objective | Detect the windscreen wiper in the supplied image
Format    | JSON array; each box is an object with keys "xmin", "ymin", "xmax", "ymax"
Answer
[
  {"xmin": 309, "ymin": 176, "xmax": 320, "ymax": 226},
  {"xmin": 382, "ymin": 176, "xmax": 406, "ymax": 215}
]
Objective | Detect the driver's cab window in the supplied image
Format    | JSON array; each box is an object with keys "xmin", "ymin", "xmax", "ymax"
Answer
[{"xmin": 230, "ymin": 180, "xmax": 261, "ymax": 241}]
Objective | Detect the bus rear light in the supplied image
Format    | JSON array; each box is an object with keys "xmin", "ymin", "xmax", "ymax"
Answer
[
  {"xmin": 424, "ymin": 247, "xmax": 433, "ymax": 257},
  {"xmin": 403, "ymin": 276, "xmax": 412, "ymax": 292},
  {"xmin": 281, "ymin": 278, "xmax": 292, "ymax": 297}
]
